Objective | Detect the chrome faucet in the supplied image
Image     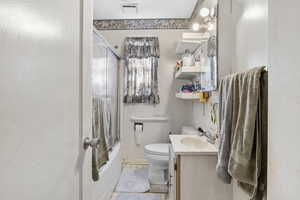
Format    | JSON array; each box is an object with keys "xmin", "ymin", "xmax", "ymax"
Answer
[{"xmin": 197, "ymin": 127, "xmax": 217, "ymax": 144}]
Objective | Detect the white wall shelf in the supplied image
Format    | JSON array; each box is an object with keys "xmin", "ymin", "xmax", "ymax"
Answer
[
  {"xmin": 175, "ymin": 66, "xmax": 205, "ymax": 80},
  {"xmin": 130, "ymin": 116, "xmax": 169, "ymax": 123},
  {"xmin": 175, "ymin": 66, "xmax": 210, "ymax": 80},
  {"xmin": 176, "ymin": 40, "xmax": 203, "ymax": 55},
  {"xmin": 176, "ymin": 93, "xmax": 199, "ymax": 100}
]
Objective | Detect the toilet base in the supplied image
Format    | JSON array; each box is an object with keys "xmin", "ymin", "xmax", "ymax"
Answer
[{"xmin": 148, "ymin": 164, "xmax": 168, "ymax": 185}]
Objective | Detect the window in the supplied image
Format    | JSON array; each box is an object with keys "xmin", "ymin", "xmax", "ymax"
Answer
[{"xmin": 123, "ymin": 37, "xmax": 160, "ymax": 104}]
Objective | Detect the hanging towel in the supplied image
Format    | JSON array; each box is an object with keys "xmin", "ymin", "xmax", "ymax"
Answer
[
  {"xmin": 102, "ymin": 98, "xmax": 113, "ymax": 151},
  {"xmin": 92, "ymin": 98, "xmax": 109, "ymax": 181},
  {"xmin": 254, "ymin": 71, "xmax": 268, "ymax": 200},
  {"xmin": 228, "ymin": 67, "xmax": 265, "ymax": 199},
  {"xmin": 216, "ymin": 75, "xmax": 234, "ymax": 184}
]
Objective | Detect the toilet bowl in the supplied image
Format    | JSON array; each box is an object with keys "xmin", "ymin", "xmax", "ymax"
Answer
[
  {"xmin": 144, "ymin": 126, "xmax": 198, "ymax": 184},
  {"xmin": 144, "ymin": 143, "xmax": 169, "ymax": 184}
]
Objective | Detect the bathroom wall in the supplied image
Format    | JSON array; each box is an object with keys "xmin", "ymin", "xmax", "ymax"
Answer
[
  {"xmin": 100, "ymin": 29, "xmax": 194, "ymax": 163},
  {"xmin": 231, "ymin": 0, "xmax": 268, "ymax": 73},
  {"xmin": 268, "ymin": 1, "xmax": 300, "ymax": 199}
]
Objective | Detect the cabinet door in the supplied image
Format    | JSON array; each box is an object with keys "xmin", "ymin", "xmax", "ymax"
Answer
[{"xmin": 168, "ymin": 145, "xmax": 177, "ymax": 200}]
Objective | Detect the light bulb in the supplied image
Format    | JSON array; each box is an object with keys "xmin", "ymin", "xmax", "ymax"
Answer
[
  {"xmin": 199, "ymin": 8, "xmax": 210, "ymax": 17},
  {"xmin": 210, "ymin": 8, "xmax": 215, "ymax": 17},
  {"xmin": 192, "ymin": 23, "xmax": 200, "ymax": 31},
  {"xmin": 207, "ymin": 22, "xmax": 214, "ymax": 31}
]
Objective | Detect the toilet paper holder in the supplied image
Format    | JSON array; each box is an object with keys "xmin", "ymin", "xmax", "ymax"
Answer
[{"xmin": 134, "ymin": 122, "xmax": 144, "ymax": 131}]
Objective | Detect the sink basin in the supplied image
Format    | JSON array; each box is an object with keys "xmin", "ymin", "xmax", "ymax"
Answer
[
  {"xmin": 170, "ymin": 135, "xmax": 217, "ymax": 155},
  {"xmin": 180, "ymin": 136, "xmax": 212, "ymax": 149}
]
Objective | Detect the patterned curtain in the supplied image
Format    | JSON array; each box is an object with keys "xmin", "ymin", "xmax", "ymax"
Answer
[
  {"xmin": 123, "ymin": 37, "xmax": 160, "ymax": 104},
  {"xmin": 207, "ymin": 35, "xmax": 217, "ymax": 90}
]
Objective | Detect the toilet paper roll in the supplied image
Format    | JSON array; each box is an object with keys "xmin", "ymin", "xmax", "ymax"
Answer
[{"xmin": 134, "ymin": 124, "xmax": 143, "ymax": 145}]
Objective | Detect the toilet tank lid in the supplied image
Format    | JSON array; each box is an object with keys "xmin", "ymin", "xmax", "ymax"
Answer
[
  {"xmin": 181, "ymin": 126, "xmax": 198, "ymax": 135},
  {"xmin": 144, "ymin": 143, "xmax": 169, "ymax": 156}
]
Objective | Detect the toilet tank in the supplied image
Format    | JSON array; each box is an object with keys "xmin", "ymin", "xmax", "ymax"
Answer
[{"xmin": 181, "ymin": 126, "xmax": 199, "ymax": 135}]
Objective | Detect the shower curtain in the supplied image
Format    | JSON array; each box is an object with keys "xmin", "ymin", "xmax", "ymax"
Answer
[{"xmin": 123, "ymin": 37, "xmax": 160, "ymax": 104}]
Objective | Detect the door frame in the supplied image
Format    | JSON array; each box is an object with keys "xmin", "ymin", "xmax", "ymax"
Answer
[{"xmin": 80, "ymin": 0, "xmax": 93, "ymax": 199}]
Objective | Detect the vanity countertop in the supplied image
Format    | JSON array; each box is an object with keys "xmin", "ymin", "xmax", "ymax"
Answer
[{"xmin": 169, "ymin": 134, "xmax": 218, "ymax": 156}]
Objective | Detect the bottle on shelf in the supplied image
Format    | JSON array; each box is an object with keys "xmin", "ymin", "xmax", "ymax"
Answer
[{"xmin": 182, "ymin": 49, "xmax": 195, "ymax": 67}]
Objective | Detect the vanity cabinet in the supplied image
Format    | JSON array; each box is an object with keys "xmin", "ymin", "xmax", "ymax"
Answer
[
  {"xmin": 168, "ymin": 145, "xmax": 180, "ymax": 200},
  {"xmin": 168, "ymin": 143, "xmax": 232, "ymax": 200}
]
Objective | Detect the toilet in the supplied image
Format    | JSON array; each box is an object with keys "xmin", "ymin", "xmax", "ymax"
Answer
[
  {"xmin": 144, "ymin": 126, "xmax": 198, "ymax": 184},
  {"xmin": 144, "ymin": 143, "xmax": 169, "ymax": 184}
]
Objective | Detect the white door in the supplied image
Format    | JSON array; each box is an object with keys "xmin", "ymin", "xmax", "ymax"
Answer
[{"xmin": 0, "ymin": 0, "xmax": 93, "ymax": 200}]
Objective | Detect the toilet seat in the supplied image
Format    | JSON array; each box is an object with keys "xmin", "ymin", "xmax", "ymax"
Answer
[{"xmin": 144, "ymin": 143, "xmax": 169, "ymax": 156}]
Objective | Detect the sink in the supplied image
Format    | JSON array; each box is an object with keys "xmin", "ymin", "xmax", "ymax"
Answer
[
  {"xmin": 180, "ymin": 136, "xmax": 212, "ymax": 149},
  {"xmin": 170, "ymin": 135, "xmax": 217, "ymax": 155},
  {"xmin": 169, "ymin": 135, "xmax": 218, "ymax": 155}
]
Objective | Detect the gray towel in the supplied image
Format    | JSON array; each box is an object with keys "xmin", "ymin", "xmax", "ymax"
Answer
[
  {"xmin": 216, "ymin": 75, "xmax": 234, "ymax": 184},
  {"xmin": 102, "ymin": 98, "xmax": 113, "ymax": 151},
  {"xmin": 228, "ymin": 67, "xmax": 265, "ymax": 199},
  {"xmin": 256, "ymin": 71, "xmax": 268, "ymax": 200},
  {"xmin": 92, "ymin": 98, "xmax": 109, "ymax": 181}
]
